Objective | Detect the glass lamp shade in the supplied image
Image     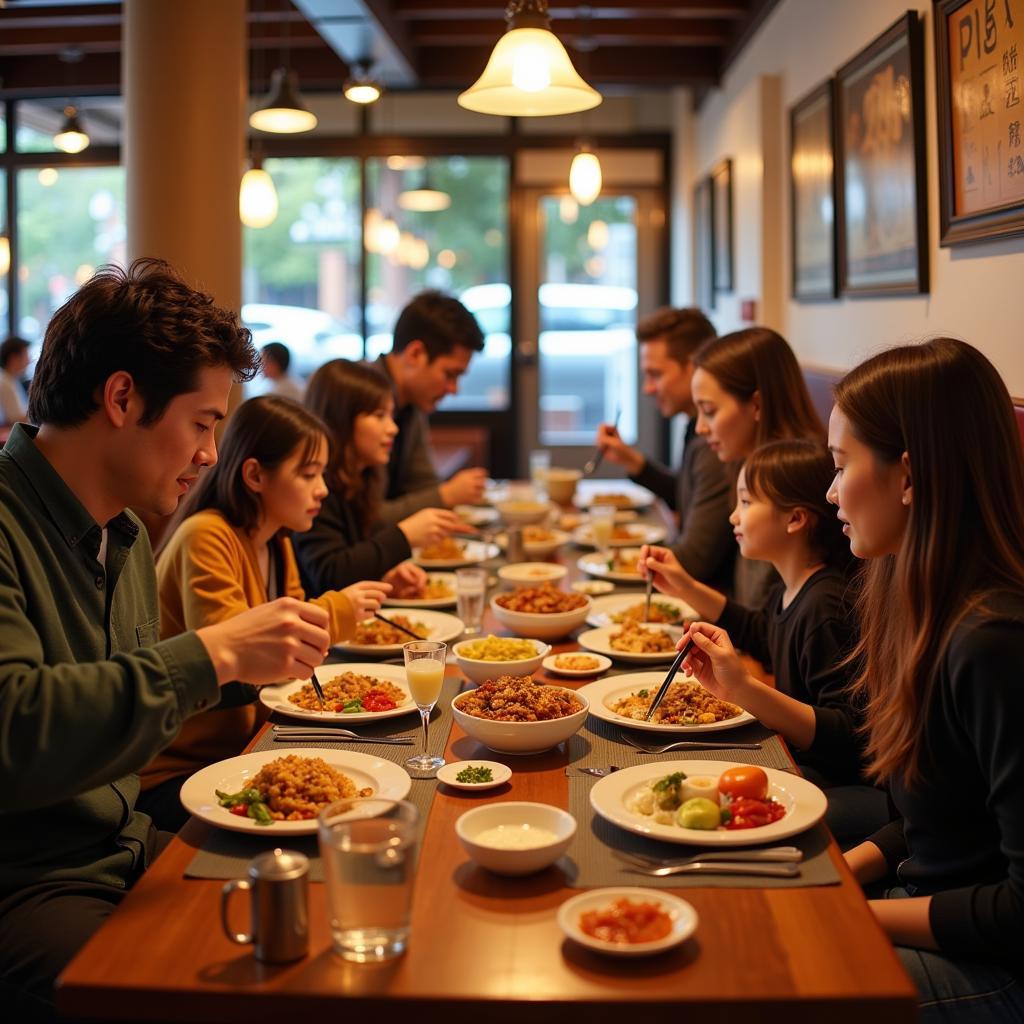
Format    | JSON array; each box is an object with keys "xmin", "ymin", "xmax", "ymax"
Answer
[
  {"xmin": 249, "ymin": 68, "xmax": 318, "ymax": 134},
  {"xmin": 398, "ymin": 185, "xmax": 451, "ymax": 212},
  {"xmin": 53, "ymin": 106, "xmax": 90, "ymax": 154},
  {"xmin": 0, "ymin": 236, "xmax": 10, "ymax": 277},
  {"xmin": 569, "ymin": 150, "xmax": 602, "ymax": 206},
  {"xmin": 344, "ymin": 81, "xmax": 381, "ymax": 105},
  {"xmin": 458, "ymin": 27, "xmax": 602, "ymax": 117},
  {"xmin": 239, "ymin": 167, "xmax": 279, "ymax": 228}
]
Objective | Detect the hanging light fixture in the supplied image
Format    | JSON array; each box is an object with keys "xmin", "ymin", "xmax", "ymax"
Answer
[
  {"xmin": 239, "ymin": 147, "xmax": 279, "ymax": 228},
  {"xmin": 398, "ymin": 166, "xmax": 452, "ymax": 212},
  {"xmin": 344, "ymin": 59, "xmax": 382, "ymax": 105},
  {"xmin": 569, "ymin": 142, "xmax": 602, "ymax": 206},
  {"xmin": 250, "ymin": 67, "xmax": 317, "ymax": 133},
  {"xmin": 53, "ymin": 104, "xmax": 90, "ymax": 154},
  {"xmin": 0, "ymin": 235, "xmax": 10, "ymax": 277},
  {"xmin": 458, "ymin": 0, "xmax": 602, "ymax": 117}
]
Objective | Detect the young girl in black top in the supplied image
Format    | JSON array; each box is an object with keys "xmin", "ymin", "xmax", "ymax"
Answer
[
  {"xmin": 643, "ymin": 438, "xmax": 887, "ymax": 843},
  {"xmin": 820, "ymin": 337, "xmax": 1024, "ymax": 1019}
]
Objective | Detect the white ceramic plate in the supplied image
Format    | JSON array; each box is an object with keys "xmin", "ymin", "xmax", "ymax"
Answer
[
  {"xmin": 577, "ymin": 673, "xmax": 756, "ymax": 733},
  {"xmin": 332, "ymin": 609, "xmax": 465, "ymax": 657},
  {"xmin": 590, "ymin": 760, "xmax": 826, "ymax": 847},
  {"xmin": 576, "ymin": 549, "xmax": 646, "ymax": 583},
  {"xmin": 382, "ymin": 572, "xmax": 458, "ymax": 609},
  {"xmin": 542, "ymin": 652, "xmax": 613, "ymax": 678},
  {"xmin": 436, "ymin": 760, "xmax": 512, "ymax": 791},
  {"xmin": 412, "ymin": 541, "xmax": 501, "ymax": 569},
  {"xmin": 454, "ymin": 505, "xmax": 500, "ymax": 527},
  {"xmin": 573, "ymin": 480, "xmax": 655, "ymax": 511},
  {"xmin": 494, "ymin": 528, "xmax": 571, "ymax": 558},
  {"xmin": 259, "ymin": 664, "xmax": 417, "ymax": 723},
  {"xmin": 180, "ymin": 748, "xmax": 412, "ymax": 836},
  {"xmin": 585, "ymin": 593, "xmax": 696, "ymax": 629},
  {"xmin": 578, "ymin": 624, "xmax": 686, "ymax": 664},
  {"xmin": 571, "ymin": 523, "xmax": 667, "ymax": 549},
  {"xmin": 557, "ymin": 887, "xmax": 698, "ymax": 957}
]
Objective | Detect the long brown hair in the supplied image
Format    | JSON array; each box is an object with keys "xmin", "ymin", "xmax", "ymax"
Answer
[
  {"xmin": 835, "ymin": 337, "xmax": 1024, "ymax": 785},
  {"xmin": 304, "ymin": 358, "xmax": 392, "ymax": 535},
  {"xmin": 694, "ymin": 327, "xmax": 823, "ymax": 446},
  {"xmin": 157, "ymin": 395, "xmax": 327, "ymax": 555},
  {"xmin": 743, "ymin": 439, "xmax": 853, "ymax": 572}
]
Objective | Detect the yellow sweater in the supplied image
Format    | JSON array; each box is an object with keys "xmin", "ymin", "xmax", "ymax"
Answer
[{"xmin": 142, "ymin": 509, "xmax": 357, "ymax": 789}]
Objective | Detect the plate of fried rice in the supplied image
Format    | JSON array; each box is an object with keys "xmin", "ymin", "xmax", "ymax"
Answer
[
  {"xmin": 332, "ymin": 609, "xmax": 465, "ymax": 656},
  {"xmin": 180, "ymin": 749, "xmax": 412, "ymax": 835},
  {"xmin": 577, "ymin": 673, "xmax": 756, "ymax": 733},
  {"xmin": 260, "ymin": 663, "xmax": 416, "ymax": 723},
  {"xmin": 576, "ymin": 623, "xmax": 686, "ymax": 663}
]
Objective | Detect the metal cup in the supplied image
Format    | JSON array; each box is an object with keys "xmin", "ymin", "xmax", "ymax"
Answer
[
  {"xmin": 221, "ymin": 848, "xmax": 309, "ymax": 963},
  {"xmin": 505, "ymin": 523, "xmax": 524, "ymax": 563}
]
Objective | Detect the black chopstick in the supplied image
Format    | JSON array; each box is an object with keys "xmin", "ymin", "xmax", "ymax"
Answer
[
  {"xmin": 374, "ymin": 611, "xmax": 425, "ymax": 641},
  {"xmin": 644, "ymin": 639, "xmax": 695, "ymax": 722},
  {"xmin": 309, "ymin": 669, "xmax": 327, "ymax": 711}
]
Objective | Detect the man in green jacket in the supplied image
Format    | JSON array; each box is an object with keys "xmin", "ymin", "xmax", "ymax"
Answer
[{"xmin": 0, "ymin": 259, "xmax": 332, "ymax": 1021}]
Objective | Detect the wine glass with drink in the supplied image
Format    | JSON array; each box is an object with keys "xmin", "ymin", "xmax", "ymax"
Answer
[{"xmin": 403, "ymin": 640, "xmax": 447, "ymax": 777}]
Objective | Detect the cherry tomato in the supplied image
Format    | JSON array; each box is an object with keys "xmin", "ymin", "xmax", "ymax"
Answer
[
  {"xmin": 718, "ymin": 765, "xmax": 768, "ymax": 802},
  {"xmin": 363, "ymin": 690, "xmax": 398, "ymax": 713},
  {"xmin": 229, "ymin": 804, "xmax": 248, "ymax": 817}
]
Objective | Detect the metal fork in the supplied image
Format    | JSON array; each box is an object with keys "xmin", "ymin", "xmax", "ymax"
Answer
[
  {"xmin": 272, "ymin": 725, "xmax": 414, "ymax": 746},
  {"xmin": 612, "ymin": 846, "xmax": 802, "ymax": 869},
  {"xmin": 620, "ymin": 733, "xmax": 763, "ymax": 754},
  {"xmin": 623, "ymin": 860, "xmax": 801, "ymax": 878}
]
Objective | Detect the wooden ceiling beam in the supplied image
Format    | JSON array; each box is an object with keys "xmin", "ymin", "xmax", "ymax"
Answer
[
  {"xmin": 410, "ymin": 17, "xmax": 732, "ymax": 46},
  {"xmin": 392, "ymin": 0, "xmax": 749, "ymax": 19}
]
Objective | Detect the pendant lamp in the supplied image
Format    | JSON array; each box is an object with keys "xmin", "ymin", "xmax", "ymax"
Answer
[
  {"xmin": 399, "ymin": 168, "xmax": 452, "ymax": 212},
  {"xmin": 569, "ymin": 143, "xmax": 602, "ymax": 206},
  {"xmin": 239, "ymin": 150, "xmax": 279, "ymax": 228},
  {"xmin": 344, "ymin": 60, "xmax": 382, "ymax": 105},
  {"xmin": 53, "ymin": 105, "xmax": 90, "ymax": 154},
  {"xmin": 458, "ymin": 0, "xmax": 602, "ymax": 117},
  {"xmin": 250, "ymin": 67, "xmax": 317, "ymax": 133}
]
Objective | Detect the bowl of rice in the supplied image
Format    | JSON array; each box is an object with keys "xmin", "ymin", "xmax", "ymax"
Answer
[
  {"xmin": 451, "ymin": 674, "xmax": 589, "ymax": 754},
  {"xmin": 452, "ymin": 635, "xmax": 551, "ymax": 685}
]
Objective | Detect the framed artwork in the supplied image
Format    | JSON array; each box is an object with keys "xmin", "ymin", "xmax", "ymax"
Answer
[
  {"xmin": 935, "ymin": 0, "xmax": 1024, "ymax": 246},
  {"xmin": 693, "ymin": 175, "xmax": 715, "ymax": 311},
  {"xmin": 835, "ymin": 11, "xmax": 929, "ymax": 295},
  {"xmin": 711, "ymin": 159, "xmax": 733, "ymax": 292},
  {"xmin": 790, "ymin": 79, "xmax": 838, "ymax": 300}
]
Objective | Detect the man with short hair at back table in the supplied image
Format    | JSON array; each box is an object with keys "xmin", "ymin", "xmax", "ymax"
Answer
[
  {"xmin": 260, "ymin": 340, "xmax": 305, "ymax": 403},
  {"xmin": 0, "ymin": 335, "xmax": 31, "ymax": 427},
  {"xmin": 0, "ymin": 259, "xmax": 332, "ymax": 1022},
  {"xmin": 375, "ymin": 290, "xmax": 489, "ymax": 523},
  {"xmin": 595, "ymin": 307, "xmax": 735, "ymax": 591}
]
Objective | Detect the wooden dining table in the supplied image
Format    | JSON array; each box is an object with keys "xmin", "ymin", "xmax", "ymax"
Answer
[{"xmin": 57, "ymin": 498, "xmax": 917, "ymax": 1024}]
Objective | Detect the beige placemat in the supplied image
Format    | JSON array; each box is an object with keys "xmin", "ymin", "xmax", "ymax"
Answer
[{"xmin": 184, "ymin": 676, "xmax": 460, "ymax": 882}]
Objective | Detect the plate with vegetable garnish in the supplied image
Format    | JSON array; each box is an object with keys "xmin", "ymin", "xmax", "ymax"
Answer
[
  {"xmin": 436, "ymin": 760, "xmax": 512, "ymax": 791},
  {"xmin": 260, "ymin": 663, "xmax": 417, "ymax": 723},
  {"xmin": 589, "ymin": 761, "xmax": 826, "ymax": 846},
  {"xmin": 180, "ymin": 748, "xmax": 412, "ymax": 835}
]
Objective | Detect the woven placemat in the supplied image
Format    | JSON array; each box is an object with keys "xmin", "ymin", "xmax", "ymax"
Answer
[
  {"xmin": 184, "ymin": 676, "xmax": 461, "ymax": 882},
  {"xmin": 563, "ymin": 717, "xmax": 840, "ymax": 889}
]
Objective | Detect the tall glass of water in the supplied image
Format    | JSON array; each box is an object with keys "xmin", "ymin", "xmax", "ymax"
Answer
[
  {"xmin": 404, "ymin": 640, "xmax": 447, "ymax": 776},
  {"xmin": 589, "ymin": 504, "xmax": 616, "ymax": 559},
  {"xmin": 456, "ymin": 567, "xmax": 486, "ymax": 635},
  {"xmin": 318, "ymin": 798, "xmax": 419, "ymax": 962},
  {"xmin": 529, "ymin": 449, "xmax": 551, "ymax": 501}
]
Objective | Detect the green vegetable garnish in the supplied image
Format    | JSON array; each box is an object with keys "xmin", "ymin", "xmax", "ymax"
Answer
[
  {"xmin": 341, "ymin": 698, "xmax": 363, "ymax": 714},
  {"xmin": 652, "ymin": 771, "xmax": 687, "ymax": 792},
  {"xmin": 247, "ymin": 801, "xmax": 273, "ymax": 825},
  {"xmin": 637, "ymin": 689, "xmax": 649, "ymax": 698},
  {"xmin": 455, "ymin": 764, "xmax": 494, "ymax": 784}
]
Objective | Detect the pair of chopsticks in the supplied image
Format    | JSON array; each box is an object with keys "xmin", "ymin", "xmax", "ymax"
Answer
[
  {"xmin": 643, "ymin": 638, "xmax": 695, "ymax": 722},
  {"xmin": 583, "ymin": 405, "xmax": 621, "ymax": 477},
  {"xmin": 373, "ymin": 611, "xmax": 425, "ymax": 641}
]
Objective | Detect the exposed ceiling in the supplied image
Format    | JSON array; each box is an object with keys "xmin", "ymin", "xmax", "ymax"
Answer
[{"xmin": 0, "ymin": 0, "xmax": 779, "ymax": 97}]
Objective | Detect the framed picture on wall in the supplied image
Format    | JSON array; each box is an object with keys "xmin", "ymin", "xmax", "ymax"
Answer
[
  {"xmin": 935, "ymin": 0, "xmax": 1024, "ymax": 246},
  {"xmin": 790, "ymin": 79, "xmax": 838, "ymax": 300},
  {"xmin": 693, "ymin": 176, "xmax": 715, "ymax": 311},
  {"xmin": 835, "ymin": 11, "xmax": 928, "ymax": 295},
  {"xmin": 711, "ymin": 159, "xmax": 733, "ymax": 292}
]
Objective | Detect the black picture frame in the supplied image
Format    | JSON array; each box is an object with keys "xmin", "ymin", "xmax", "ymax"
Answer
[
  {"xmin": 790, "ymin": 78, "xmax": 838, "ymax": 300},
  {"xmin": 835, "ymin": 11, "xmax": 929, "ymax": 295},
  {"xmin": 693, "ymin": 175, "xmax": 715, "ymax": 311},
  {"xmin": 934, "ymin": 0, "xmax": 1024, "ymax": 246},
  {"xmin": 711, "ymin": 158, "xmax": 733, "ymax": 292}
]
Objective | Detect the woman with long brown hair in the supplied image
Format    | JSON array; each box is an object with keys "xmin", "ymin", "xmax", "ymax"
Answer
[
  {"xmin": 827, "ymin": 338, "xmax": 1024, "ymax": 1018},
  {"xmin": 294, "ymin": 359, "xmax": 466, "ymax": 595},
  {"xmin": 691, "ymin": 327, "xmax": 824, "ymax": 604}
]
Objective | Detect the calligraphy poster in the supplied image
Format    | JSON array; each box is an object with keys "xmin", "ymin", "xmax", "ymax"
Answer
[
  {"xmin": 937, "ymin": 0, "xmax": 1024, "ymax": 244},
  {"xmin": 836, "ymin": 12, "xmax": 927, "ymax": 294}
]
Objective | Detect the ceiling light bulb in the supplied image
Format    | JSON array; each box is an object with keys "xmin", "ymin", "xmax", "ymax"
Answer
[
  {"xmin": 53, "ymin": 105, "xmax": 90, "ymax": 153},
  {"xmin": 511, "ymin": 44, "xmax": 552, "ymax": 92},
  {"xmin": 250, "ymin": 68, "xmax": 317, "ymax": 134},
  {"xmin": 345, "ymin": 82, "xmax": 381, "ymax": 105},
  {"xmin": 569, "ymin": 149, "xmax": 602, "ymax": 206},
  {"xmin": 239, "ymin": 164, "xmax": 279, "ymax": 228}
]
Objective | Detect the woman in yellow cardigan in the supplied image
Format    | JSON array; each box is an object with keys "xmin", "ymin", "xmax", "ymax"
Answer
[{"xmin": 137, "ymin": 396, "xmax": 390, "ymax": 830}]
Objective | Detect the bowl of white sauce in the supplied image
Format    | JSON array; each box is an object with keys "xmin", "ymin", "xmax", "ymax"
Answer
[{"xmin": 455, "ymin": 802, "xmax": 576, "ymax": 876}]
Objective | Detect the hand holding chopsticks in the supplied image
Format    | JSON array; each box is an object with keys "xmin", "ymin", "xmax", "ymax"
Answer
[
  {"xmin": 643, "ymin": 638, "xmax": 695, "ymax": 721},
  {"xmin": 583, "ymin": 405, "xmax": 621, "ymax": 477}
]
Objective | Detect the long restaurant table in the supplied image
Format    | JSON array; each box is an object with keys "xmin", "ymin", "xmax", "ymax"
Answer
[{"xmin": 58, "ymin": 507, "xmax": 916, "ymax": 1023}]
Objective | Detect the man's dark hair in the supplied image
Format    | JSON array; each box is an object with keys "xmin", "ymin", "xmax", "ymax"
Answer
[
  {"xmin": 0, "ymin": 336, "xmax": 29, "ymax": 371},
  {"xmin": 28, "ymin": 258, "xmax": 259, "ymax": 427},
  {"xmin": 261, "ymin": 341, "xmax": 291, "ymax": 374},
  {"xmin": 392, "ymin": 290, "xmax": 484, "ymax": 360},
  {"xmin": 636, "ymin": 307, "xmax": 716, "ymax": 365}
]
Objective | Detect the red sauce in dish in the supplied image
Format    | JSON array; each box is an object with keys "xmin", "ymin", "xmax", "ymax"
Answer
[
  {"xmin": 579, "ymin": 898, "xmax": 672, "ymax": 944},
  {"xmin": 723, "ymin": 797, "xmax": 787, "ymax": 830}
]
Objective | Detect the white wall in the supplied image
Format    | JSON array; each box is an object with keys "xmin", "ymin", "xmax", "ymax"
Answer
[{"xmin": 688, "ymin": 0, "xmax": 1024, "ymax": 394}]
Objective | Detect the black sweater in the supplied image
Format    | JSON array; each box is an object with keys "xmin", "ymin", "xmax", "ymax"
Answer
[
  {"xmin": 868, "ymin": 594, "xmax": 1024, "ymax": 961},
  {"xmin": 717, "ymin": 566, "xmax": 863, "ymax": 783},
  {"xmin": 292, "ymin": 487, "xmax": 411, "ymax": 594}
]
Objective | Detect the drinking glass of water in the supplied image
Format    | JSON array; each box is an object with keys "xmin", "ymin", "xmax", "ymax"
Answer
[
  {"xmin": 318, "ymin": 798, "xmax": 419, "ymax": 962},
  {"xmin": 456, "ymin": 567, "xmax": 486, "ymax": 635},
  {"xmin": 589, "ymin": 504, "xmax": 616, "ymax": 558},
  {"xmin": 403, "ymin": 640, "xmax": 447, "ymax": 777},
  {"xmin": 529, "ymin": 449, "xmax": 551, "ymax": 501}
]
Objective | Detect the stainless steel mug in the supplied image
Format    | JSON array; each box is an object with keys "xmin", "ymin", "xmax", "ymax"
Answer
[
  {"xmin": 505, "ymin": 523, "xmax": 524, "ymax": 563},
  {"xmin": 221, "ymin": 848, "xmax": 309, "ymax": 963}
]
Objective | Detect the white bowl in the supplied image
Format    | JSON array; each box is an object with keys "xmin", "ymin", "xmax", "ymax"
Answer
[
  {"xmin": 452, "ymin": 637, "xmax": 551, "ymax": 685},
  {"xmin": 571, "ymin": 579, "xmax": 615, "ymax": 596},
  {"xmin": 495, "ymin": 499, "xmax": 552, "ymax": 526},
  {"xmin": 452, "ymin": 685, "xmax": 589, "ymax": 754},
  {"xmin": 455, "ymin": 801, "xmax": 576, "ymax": 875},
  {"xmin": 490, "ymin": 591, "xmax": 591, "ymax": 641},
  {"xmin": 497, "ymin": 562, "xmax": 568, "ymax": 586},
  {"xmin": 545, "ymin": 468, "xmax": 582, "ymax": 505}
]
